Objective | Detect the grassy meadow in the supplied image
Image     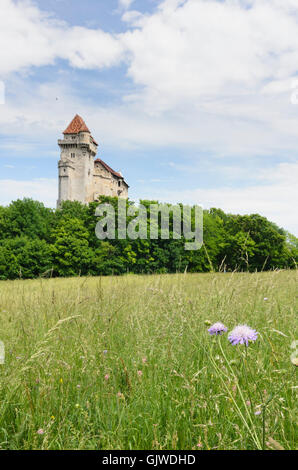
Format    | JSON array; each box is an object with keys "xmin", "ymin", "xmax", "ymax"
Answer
[{"xmin": 0, "ymin": 270, "xmax": 297, "ymax": 450}]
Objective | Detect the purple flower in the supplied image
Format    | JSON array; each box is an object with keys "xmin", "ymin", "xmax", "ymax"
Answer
[
  {"xmin": 208, "ymin": 322, "xmax": 228, "ymax": 336},
  {"xmin": 228, "ymin": 325, "xmax": 258, "ymax": 346}
]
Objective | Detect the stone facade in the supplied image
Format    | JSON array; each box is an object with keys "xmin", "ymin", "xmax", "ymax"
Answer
[{"xmin": 57, "ymin": 115, "xmax": 128, "ymax": 207}]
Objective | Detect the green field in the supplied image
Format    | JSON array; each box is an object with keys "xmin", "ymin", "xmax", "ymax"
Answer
[{"xmin": 0, "ymin": 271, "xmax": 297, "ymax": 450}]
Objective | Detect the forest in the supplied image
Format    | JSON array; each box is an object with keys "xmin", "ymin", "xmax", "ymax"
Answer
[{"xmin": 0, "ymin": 197, "xmax": 297, "ymax": 280}]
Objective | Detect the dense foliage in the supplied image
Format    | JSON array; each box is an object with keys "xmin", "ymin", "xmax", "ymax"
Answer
[{"xmin": 0, "ymin": 197, "xmax": 296, "ymax": 280}]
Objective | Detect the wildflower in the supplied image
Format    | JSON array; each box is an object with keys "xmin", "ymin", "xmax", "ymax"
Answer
[
  {"xmin": 59, "ymin": 378, "xmax": 63, "ymax": 384},
  {"xmin": 229, "ymin": 359, "xmax": 238, "ymax": 365},
  {"xmin": 75, "ymin": 403, "xmax": 80, "ymax": 408},
  {"xmin": 37, "ymin": 429, "xmax": 44, "ymax": 435},
  {"xmin": 228, "ymin": 325, "xmax": 258, "ymax": 346},
  {"xmin": 255, "ymin": 410, "xmax": 262, "ymax": 416},
  {"xmin": 137, "ymin": 370, "xmax": 143, "ymax": 377},
  {"xmin": 208, "ymin": 322, "xmax": 227, "ymax": 336},
  {"xmin": 104, "ymin": 374, "xmax": 110, "ymax": 381},
  {"xmin": 246, "ymin": 401, "xmax": 251, "ymax": 406},
  {"xmin": 76, "ymin": 384, "xmax": 81, "ymax": 389},
  {"xmin": 291, "ymin": 356, "xmax": 298, "ymax": 367},
  {"xmin": 117, "ymin": 392, "xmax": 125, "ymax": 400},
  {"xmin": 142, "ymin": 357, "xmax": 147, "ymax": 364},
  {"xmin": 51, "ymin": 415, "xmax": 55, "ymax": 420},
  {"xmin": 103, "ymin": 350, "xmax": 108, "ymax": 355},
  {"xmin": 263, "ymin": 297, "xmax": 268, "ymax": 301},
  {"xmin": 196, "ymin": 442, "xmax": 202, "ymax": 448}
]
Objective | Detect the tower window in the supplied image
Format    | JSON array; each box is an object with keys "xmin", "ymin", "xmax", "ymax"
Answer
[
  {"xmin": 118, "ymin": 180, "xmax": 121, "ymax": 187},
  {"xmin": 71, "ymin": 153, "xmax": 75, "ymax": 158}
]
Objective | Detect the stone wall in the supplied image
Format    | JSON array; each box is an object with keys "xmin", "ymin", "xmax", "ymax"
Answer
[{"xmin": 57, "ymin": 132, "xmax": 128, "ymax": 207}]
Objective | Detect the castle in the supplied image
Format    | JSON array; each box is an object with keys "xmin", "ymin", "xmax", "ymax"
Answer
[{"xmin": 57, "ymin": 114, "xmax": 129, "ymax": 207}]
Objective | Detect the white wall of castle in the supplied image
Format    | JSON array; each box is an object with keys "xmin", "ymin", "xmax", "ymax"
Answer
[
  {"xmin": 93, "ymin": 161, "xmax": 128, "ymax": 201},
  {"xmin": 57, "ymin": 132, "xmax": 128, "ymax": 207}
]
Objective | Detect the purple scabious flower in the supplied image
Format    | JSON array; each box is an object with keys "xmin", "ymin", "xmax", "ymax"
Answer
[
  {"xmin": 228, "ymin": 325, "xmax": 258, "ymax": 346},
  {"xmin": 208, "ymin": 322, "xmax": 228, "ymax": 336}
]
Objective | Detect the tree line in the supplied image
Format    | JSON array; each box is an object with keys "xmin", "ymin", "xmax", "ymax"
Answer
[{"xmin": 0, "ymin": 197, "xmax": 297, "ymax": 280}]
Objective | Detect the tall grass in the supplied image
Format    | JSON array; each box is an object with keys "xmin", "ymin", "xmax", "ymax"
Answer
[{"xmin": 0, "ymin": 271, "xmax": 296, "ymax": 450}]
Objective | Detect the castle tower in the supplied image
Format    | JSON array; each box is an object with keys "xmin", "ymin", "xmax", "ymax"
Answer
[
  {"xmin": 57, "ymin": 114, "xmax": 98, "ymax": 207},
  {"xmin": 57, "ymin": 115, "xmax": 129, "ymax": 207}
]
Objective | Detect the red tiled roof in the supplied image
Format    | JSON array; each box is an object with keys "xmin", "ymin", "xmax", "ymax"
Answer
[
  {"xmin": 63, "ymin": 114, "xmax": 91, "ymax": 134},
  {"xmin": 94, "ymin": 158, "xmax": 122, "ymax": 179}
]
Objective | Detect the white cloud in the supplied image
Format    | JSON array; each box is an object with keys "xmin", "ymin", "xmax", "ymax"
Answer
[
  {"xmin": 2, "ymin": 0, "xmax": 296, "ymax": 156},
  {"xmin": 121, "ymin": 0, "xmax": 298, "ymax": 113},
  {"xmin": 2, "ymin": 0, "xmax": 298, "ymax": 122},
  {"xmin": 121, "ymin": 10, "xmax": 143, "ymax": 25},
  {"xmin": 118, "ymin": 0, "xmax": 136, "ymax": 10},
  {"xmin": 0, "ymin": 80, "xmax": 5, "ymax": 104},
  {"xmin": 2, "ymin": 82, "xmax": 298, "ymax": 160},
  {"xmin": 59, "ymin": 27, "xmax": 124, "ymax": 70},
  {"xmin": 0, "ymin": 178, "xmax": 57, "ymax": 207},
  {"xmin": 3, "ymin": 0, "xmax": 298, "ymax": 96},
  {"xmin": 0, "ymin": 0, "xmax": 124, "ymax": 76}
]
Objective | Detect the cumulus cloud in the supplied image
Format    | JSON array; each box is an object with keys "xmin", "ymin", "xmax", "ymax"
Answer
[
  {"xmin": 2, "ymin": 0, "xmax": 296, "ymax": 156},
  {"xmin": 0, "ymin": 0, "xmax": 124, "ymax": 76},
  {"xmin": 121, "ymin": 0, "xmax": 298, "ymax": 113},
  {"xmin": 3, "ymin": 0, "xmax": 298, "ymax": 90},
  {"xmin": 2, "ymin": 0, "xmax": 298, "ymax": 116},
  {"xmin": 2, "ymin": 77, "xmax": 298, "ymax": 160}
]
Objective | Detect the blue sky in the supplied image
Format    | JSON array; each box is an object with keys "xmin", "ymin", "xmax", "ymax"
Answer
[{"xmin": 0, "ymin": 0, "xmax": 298, "ymax": 234}]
